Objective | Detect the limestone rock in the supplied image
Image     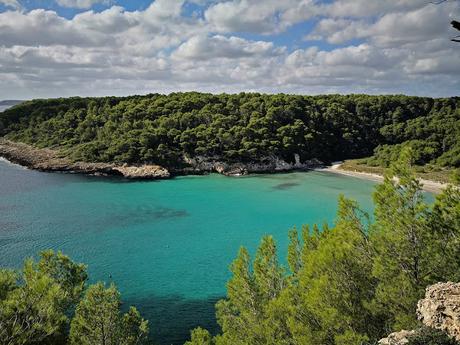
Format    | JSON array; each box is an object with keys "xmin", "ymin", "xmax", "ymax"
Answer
[
  {"xmin": 378, "ymin": 330, "xmax": 416, "ymax": 345},
  {"xmin": 113, "ymin": 165, "xmax": 170, "ymax": 179},
  {"xmin": 182, "ymin": 154, "xmax": 322, "ymax": 176},
  {"xmin": 378, "ymin": 282, "xmax": 460, "ymax": 345},
  {"xmin": 417, "ymin": 282, "xmax": 460, "ymax": 341}
]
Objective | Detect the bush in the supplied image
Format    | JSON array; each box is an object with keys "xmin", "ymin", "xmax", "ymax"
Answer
[{"xmin": 407, "ymin": 327, "xmax": 459, "ymax": 345}]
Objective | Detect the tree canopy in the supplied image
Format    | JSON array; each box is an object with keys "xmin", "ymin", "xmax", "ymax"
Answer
[
  {"xmin": 1, "ymin": 93, "xmax": 458, "ymax": 168},
  {"xmin": 0, "ymin": 251, "xmax": 148, "ymax": 345}
]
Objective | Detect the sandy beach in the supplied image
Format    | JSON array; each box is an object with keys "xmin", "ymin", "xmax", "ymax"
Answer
[{"xmin": 318, "ymin": 162, "xmax": 448, "ymax": 194}]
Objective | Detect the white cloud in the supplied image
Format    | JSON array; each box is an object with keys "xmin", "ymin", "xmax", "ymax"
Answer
[
  {"xmin": 172, "ymin": 35, "xmax": 282, "ymax": 60},
  {"xmin": 323, "ymin": 0, "xmax": 427, "ymax": 18},
  {"xmin": 307, "ymin": 2, "xmax": 460, "ymax": 46},
  {"xmin": 204, "ymin": 0, "xmax": 306, "ymax": 34},
  {"xmin": 0, "ymin": 0, "xmax": 459, "ymax": 99},
  {"xmin": 143, "ymin": 0, "xmax": 185, "ymax": 19},
  {"xmin": 369, "ymin": 4, "xmax": 457, "ymax": 47},
  {"xmin": 0, "ymin": 9, "xmax": 101, "ymax": 47},
  {"xmin": 72, "ymin": 6, "xmax": 138, "ymax": 34},
  {"xmin": 55, "ymin": 0, "xmax": 109, "ymax": 9},
  {"xmin": 305, "ymin": 18, "xmax": 369, "ymax": 44}
]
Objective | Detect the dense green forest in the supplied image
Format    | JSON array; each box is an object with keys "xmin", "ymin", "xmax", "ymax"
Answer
[
  {"xmin": 0, "ymin": 93, "xmax": 459, "ymax": 168},
  {"xmin": 1, "ymin": 152, "xmax": 459, "ymax": 345}
]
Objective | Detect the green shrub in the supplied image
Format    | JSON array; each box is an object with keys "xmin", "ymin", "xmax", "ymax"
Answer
[{"xmin": 407, "ymin": 327, "xmax": 459, "ymax": 345}]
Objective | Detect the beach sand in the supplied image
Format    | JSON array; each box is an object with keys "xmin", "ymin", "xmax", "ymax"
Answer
[{"xmin": 318, "ymin": 162, "xmax": 448, "ymax": 194}]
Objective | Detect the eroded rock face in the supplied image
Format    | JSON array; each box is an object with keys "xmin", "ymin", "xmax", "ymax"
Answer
[
  {"xmin": 417, "ymin": 282, "xmax": 460, "ymax": 341},
  {"xmin": 378, "ymin": 330, "xmax": 416, "ymax": 345}
]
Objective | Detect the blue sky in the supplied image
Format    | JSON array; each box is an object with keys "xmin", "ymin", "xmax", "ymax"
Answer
[{"xmin": 0, "ymin": 0, "xmax": 459, "ymax": 99}]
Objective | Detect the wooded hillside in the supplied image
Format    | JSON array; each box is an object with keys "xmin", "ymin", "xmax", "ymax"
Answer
[{"xmin": 1, "ymin": 93, "xmax": 458, "ymax": 168}]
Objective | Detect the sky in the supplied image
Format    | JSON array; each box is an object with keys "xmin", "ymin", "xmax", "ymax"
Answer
[{"xmin": 0, "ymin": 0, "xmax": 459, "ymax": 99}]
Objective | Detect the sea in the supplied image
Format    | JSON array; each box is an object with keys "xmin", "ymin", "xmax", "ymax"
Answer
[{"xmin": 0, "ymin": 159, "xmax": 407, "ymax": 344}]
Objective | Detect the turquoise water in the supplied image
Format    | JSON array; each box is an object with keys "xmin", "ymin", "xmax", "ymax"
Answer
[{"xmin": 0, "ymin": 159, "xmax": 382, "ymax": 344}]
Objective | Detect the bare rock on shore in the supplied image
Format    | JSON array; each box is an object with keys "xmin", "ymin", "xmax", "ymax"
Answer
[
  {"xmin": 378, "ymin": 330, "xmax": 416, "ymax": 345},
  {"xmin": 0, "ymin": 139, "xmax": 169, "ymax": 179},
  {"xmin": 183, "ymin": 154, "xmax": 322, "ymax": 176},
  {"xmin": 114, "ymin": 164, "xmax": 170, "ymax": 179},
  {"xmin": 417, "ymin": 282, "xmax": 460, "ymax": 341}
]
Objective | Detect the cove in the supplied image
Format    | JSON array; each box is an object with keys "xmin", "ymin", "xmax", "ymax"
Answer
[{"xmin": 1, "ymin": 159, "xmax": 390, "ymax": 344}]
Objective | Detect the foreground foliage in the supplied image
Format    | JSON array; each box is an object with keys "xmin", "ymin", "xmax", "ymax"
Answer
[
  {"xmin": 0, "ymin": 93, "xmax": 459, "ymax": 168},
  {"xmin": 0, "ymin": 251, "xmax": 148, "ymax": 345},
  {"xmin": 186, "ymin": 153, "xmax": 460, "ymax": 345}
]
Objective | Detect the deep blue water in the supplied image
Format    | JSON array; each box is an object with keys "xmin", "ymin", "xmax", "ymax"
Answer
[{"xmin": 0, "ymin": 159, "xmax": 384, "ymax": 344}]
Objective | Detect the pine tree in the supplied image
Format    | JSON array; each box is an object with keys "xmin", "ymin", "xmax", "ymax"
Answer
[
  {"xmin": 287, "ymin": 227, "xmax": 301, "ymax": 276},
  {"xmin": 288, "ymin": 196, "xmax": 377, "ymax": 345},
  {"xmin": 0, "ymin": 260, "xmax": 67, "ymax": 345},
  {"xmin": 69, "ymin": 282, "xmax": 148, "ymax": 345},
  {"xmin": 184, "ymin": 327, "xmax": 214, "ymax": 345},
  {"xmin": 371, "ymin": 148, "xmax": 447, "ymax": 330}
]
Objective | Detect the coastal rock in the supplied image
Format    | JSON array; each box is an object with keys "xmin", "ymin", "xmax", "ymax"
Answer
[
  {"xmin": 183, "ymin": 154, "xmax": 322, "ymax": 176},
  {"xmin": 378, "ymin": 330, "xmax": 416, "ymax": 345},
  {"xmin": 114, "ymin": 164, "xmax": 170, "ymax": 179},
  {"xmin": 0, "ymin": 139, "xmax": 322, "ymax": 179},
  {"xmin": 416, "ymin": 282, "xmax": 460, "ymax": 341},
  {"xmin": 0, "ymin": 139, "xmax": 170, "ymax": 179}
]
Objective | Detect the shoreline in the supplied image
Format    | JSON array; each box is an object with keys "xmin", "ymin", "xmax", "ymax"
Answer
[
  {"xmin": 318, "ymin": 162, "xmax": 448, "ymax": 194},
  {"xmin": 0, "ymin": 139, "xmax": 170, "ymax": 179},
  {"xmin": 0, "ymin": 139, "xmax": 450, "ymax": 193},
  {"xmin": 0, "ymin": 139, "xmax": 321, "ymax": 179}
]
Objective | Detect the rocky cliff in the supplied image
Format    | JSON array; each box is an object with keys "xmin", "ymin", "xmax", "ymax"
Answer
[{"xmin": 378, "ymin": 282, "xmax": 460, "ymax": 345}]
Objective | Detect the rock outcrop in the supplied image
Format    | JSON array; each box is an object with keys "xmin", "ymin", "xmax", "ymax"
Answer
[
  {"xmin": 0, "ymin": 139, "xmax": 170, "ymax": 179},
  {"xmin": 417, "ymin": 282, "xmax": 460, "ymax": 341},
  {"xmin": 182, "ymin": 154, "xmax": 322, "ymax": 176},
  {"xmin": 378, "ymin": 282, "xmax": 460, "ymax": 345},
  {"xmin": 114, "ymin": 164, "xmax": 170, "ymax": 179},
  {"xmin": 378, "ymin": 330, "xmax": 416, "ymax": 345}
]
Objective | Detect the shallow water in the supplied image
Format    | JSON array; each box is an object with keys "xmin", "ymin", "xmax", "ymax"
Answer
[{"xmin": 0, "ymin": 160, "xmax": 390, "ymax": 344}]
